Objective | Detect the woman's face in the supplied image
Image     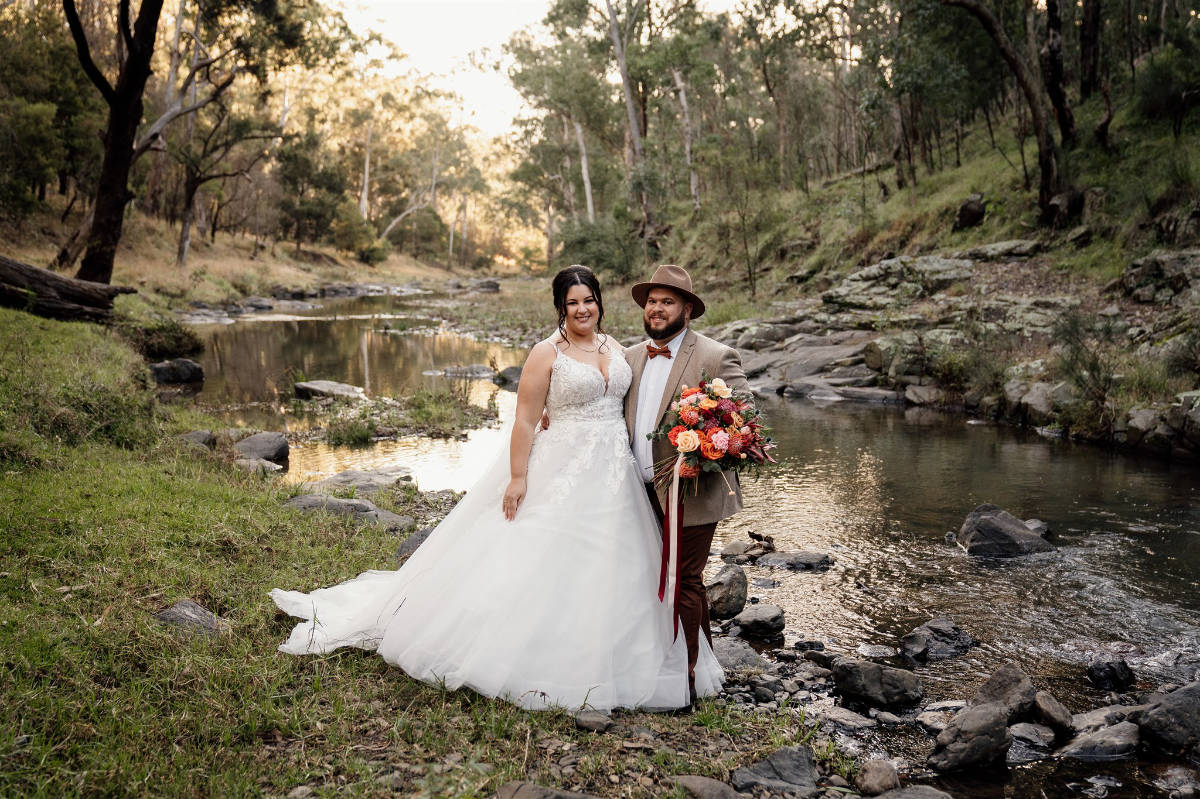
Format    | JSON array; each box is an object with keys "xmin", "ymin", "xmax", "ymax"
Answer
[{"xmin": 562, "ymin": 283, "xmax": 599, "ymax": 337}]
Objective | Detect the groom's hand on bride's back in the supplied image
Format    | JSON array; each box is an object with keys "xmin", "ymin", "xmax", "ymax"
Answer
[{"xmin": 540, "ymin": 411, "xmax": 550, "ymax": 430}]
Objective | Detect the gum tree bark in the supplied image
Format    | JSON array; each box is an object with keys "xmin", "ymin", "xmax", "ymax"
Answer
[{"xmin": 64, "ymin": 0, "xmax": 167, "ymax": 285}]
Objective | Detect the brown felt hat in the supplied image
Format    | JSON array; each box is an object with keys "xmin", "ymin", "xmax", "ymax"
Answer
[{"xmin": 631, "ymin": 264, "xmax": 706, "ymax": 319}]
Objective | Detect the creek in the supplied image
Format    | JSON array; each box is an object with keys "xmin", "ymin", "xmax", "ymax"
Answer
[{"xmin": 187, "ymin": 292, "xmax": 1200, "ymax": 797}]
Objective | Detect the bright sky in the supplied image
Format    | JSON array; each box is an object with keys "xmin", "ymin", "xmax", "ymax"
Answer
[
  {"xmin": 338, "ymin": 0, "xmax": 738, "ymax": 140},
  {"xmin": 339, "ymin": 1, "xmax": 550, "ymax": 139}
]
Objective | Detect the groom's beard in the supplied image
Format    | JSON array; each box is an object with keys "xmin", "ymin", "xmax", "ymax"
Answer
[{"xmin": 644, "ymin": 314, "xmax": 687, "ymax": 342}]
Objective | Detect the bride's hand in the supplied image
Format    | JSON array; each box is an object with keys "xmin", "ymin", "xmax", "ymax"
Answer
[{"xmin": 503, "ymin": 477, "xmax": 526, "ymax": 521}]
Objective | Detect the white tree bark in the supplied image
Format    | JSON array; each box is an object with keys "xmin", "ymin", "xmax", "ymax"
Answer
[
  {"xmin": 573, "ymin": 119, "xmax": 596, "ymax": 223},
  {"xmin": 672, "ymin": 68, "xmax": 700, "ymax": 211},
  {"xmin": 359, "ymin": 124, "xmax": 372, "ymax": 218},
  {"xmin": 604, "ymin": 0, "xmax": 645, "ymax": 163}
]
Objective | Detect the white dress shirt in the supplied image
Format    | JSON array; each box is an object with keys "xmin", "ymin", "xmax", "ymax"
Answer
[{"xmin": 632, "ymin": 329, "xmax": 686, "ymax": 482}]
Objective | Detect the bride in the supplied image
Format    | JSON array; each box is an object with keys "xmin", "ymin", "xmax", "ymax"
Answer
[{"xmin": 270, "ymin": 265, "xmax": 723, "ymax": 711}]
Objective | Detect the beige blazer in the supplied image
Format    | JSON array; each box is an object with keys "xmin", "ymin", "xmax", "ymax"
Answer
[{"xmin": 624, "ymin": 328, "xmax": 751, "ymax": 526}]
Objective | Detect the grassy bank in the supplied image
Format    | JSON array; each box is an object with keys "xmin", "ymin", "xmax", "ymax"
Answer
[{"xmin": 1, "ymin": 308, "xmax": 844, "ymax": 798}]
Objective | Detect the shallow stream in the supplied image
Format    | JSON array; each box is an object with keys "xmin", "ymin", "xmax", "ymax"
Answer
[{"xmin": 188, "ymin": 293, "xmax": 1200, "ymax": 797}]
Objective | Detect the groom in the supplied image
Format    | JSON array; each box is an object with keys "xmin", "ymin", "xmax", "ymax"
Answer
[{"xmin": 625, "ymin": 264, "xmax": 749, "ymax": 702}]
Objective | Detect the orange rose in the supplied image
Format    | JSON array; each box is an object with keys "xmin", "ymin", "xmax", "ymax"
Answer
[
  {"xmin": 679, "ymin": 406, "xmax": 701, "ymax": 426},
  {"xmin": 700, "ymin": 440, "xmax": 724, "ymax": 460},
  {"xmin": 697, "ymin": 397, "xmax": 719, "ymax": 410},
  {"xmin": 680, "ymin": 386, "xmax": 703, "ymax": 398},
  {"xmin": 667, "ymin": 425, "xmax": 686, "ymax": 446},
  {"xmin": 678, "ymin": 461, "xmax": 700, "ymax": 478}
]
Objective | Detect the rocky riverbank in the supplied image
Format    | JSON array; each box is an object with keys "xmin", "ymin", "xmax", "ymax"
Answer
[{"xmin": 704, "ymin": 245, "xmax": 1200, "ymax": 465}]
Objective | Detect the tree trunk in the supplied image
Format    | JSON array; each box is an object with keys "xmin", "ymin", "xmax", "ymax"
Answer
[
  {"xmin": 671, "ymin": 68, "xmax": 700, "ymax": 211},
  {"xmin": 359, "ymin": 124, "xmax": 372, "ymax": 218},
  {"xmin": 0, "ymin": 253, "xmax": 136, "ymax": 322},
  {"xmin": 1041, "ymin": 0, "xmax": 1077, "ymax": 148},
  {"xmin": 176, "ymin": 175, "xmax": 199, "ymax": 269},
  {"xmin": 67, "ymin": 0, "xmax": 167, "ymax": 285},
  {"xmin": 943, "ymin": 0, "xmax": 1061, "ymax": 214},
  {"xmin": 1080, "ymin": 0, "xmax": 1101, "ymax": 100},
  {"xmin": 573, "ymin": 119, "xmax": 596, "ymax": 223},
  {"xmin": 603, "ymin": 0, "xmax": 654, "ymax": 234}
]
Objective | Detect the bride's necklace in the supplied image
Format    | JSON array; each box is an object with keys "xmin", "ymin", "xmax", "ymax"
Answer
[{"xmin": 562, "ymin": 334, "xmax": 601, "ymax": 352}]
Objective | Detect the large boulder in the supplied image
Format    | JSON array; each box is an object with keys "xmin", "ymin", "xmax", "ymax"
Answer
[
  {"xmin": 927, "ymin": 703, "xmax": 1012, "ymax": 771},
  {"xmin": 733, "ymin": 604, "xmax": 785, "ymax": 639},
  {"xmin": 233, "ymin": 431, "xmax": 289, "ymax": 464},
  {"xmin": 955, "ymin": 239, "xmax": 1041, "ymax": 260},
  {"xmin": 876, "ymin": 789, "xmax": 956, "ymax": 799},
  {"xmin": 1136, "ymin": 681, "xmax": 1200, "ymax": 760},
  {"xmin": 953, "ymin": 194, "xmax": 986, "ymax": 230},
  {"xmin": 832, "ymin": 658, "xmax": 924, "ymax": 710},
  {"xmin": 972, "ymin": 662, "xmax": 1037, "ymax": 723},
  {"xmin": 706, "ymin": 564, "xmax": 748, "ymax": 620},
  {"xmin": 492, "ymin": 365, "xmax": 523, "ymax": 389},
  {"xmin": 1034, "ymin": 691, "xmax": 1074, "ymax": 734},
  {"xmin": 1121, "ymin": 249, "xmax": 1200, "ymax": 307},
  {"xmin": 294, "ymin": 380, "xmax": 367, "ymax": 400},
  {"xmin": 901, "ymin": 618, "xmax": 977, "ymax": 661},
  {"xmin": 756, "ymin": 551, "xmax": 834, "ymax": 571},
  {"xmin": 395, "ymin": 526, "xmax": 434, "ymax": 562},
  {"xmin": 150, "ymin": 357, "xmax": 204, "ymax": 384},
  {"xmin": 1056, "ymin": 722, "xmax": 1140, "ymax": 761},
  {"xmin": 712, "ymin": 636, "xmax": 765, "ymax": 670},
  {"xmin": 731, "ymin": 746, "xmax": 818, "ymax": 795},
  {"xmin": 284, "ymin": 494, "xmax": 414, "ymax": 532},
  {"xmin": 671, "ymin": 775, "xmax": 741, "ymax": 799},
  {"xmin": 958, "ymin": 504, "xmax": 1056, "ymax": 557}
]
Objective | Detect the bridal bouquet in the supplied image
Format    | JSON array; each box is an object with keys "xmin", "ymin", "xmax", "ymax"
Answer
[{"xmin": 650, "ymin": 375, "xmax": 775, "ymax": 488}]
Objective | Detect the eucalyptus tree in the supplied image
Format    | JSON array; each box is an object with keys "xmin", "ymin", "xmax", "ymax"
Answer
[{"xmin": 59, "ymin": 0, "xmax": 357, "ymax": 283}]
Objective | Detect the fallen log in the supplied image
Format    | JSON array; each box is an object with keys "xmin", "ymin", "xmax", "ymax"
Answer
[{"xmin": 0, "ymin": 253, "xmax": 136, "ymax": 323}]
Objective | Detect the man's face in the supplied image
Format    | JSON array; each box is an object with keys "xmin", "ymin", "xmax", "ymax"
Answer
[{"xmin": 643, "ymin": 287, "xmax": 691, "ymax": 342}]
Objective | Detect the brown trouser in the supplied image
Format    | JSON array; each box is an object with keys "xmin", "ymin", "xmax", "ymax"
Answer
[{"xmin": 646, "ymin": 484, "xmax": 717, "ymax": 699}]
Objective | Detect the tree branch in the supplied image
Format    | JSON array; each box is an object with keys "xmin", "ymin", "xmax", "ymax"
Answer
[
  {"xmin": 132, "ymin": 70, "xmax": 237, "ymax": 161},
  {"xmin": 62, "ymin": 0, "xmax": 116, "ymax": 105},
  {"xmin": 118, "ymin": 0, "xmax": 135, "ymax": 53}
]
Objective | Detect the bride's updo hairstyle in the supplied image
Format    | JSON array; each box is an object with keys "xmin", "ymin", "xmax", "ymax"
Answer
[{"xmin": 552, "ymin": 265, "xmax": 609, "ymax": 352}]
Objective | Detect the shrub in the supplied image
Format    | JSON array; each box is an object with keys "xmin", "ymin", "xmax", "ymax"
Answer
[
  {"xmin": 112, "ymin": 314, "xmax": 204, "ymax": 360},
  {"xmin": 556, "ymin": 218, "xmax": 640, "ymax": 280},
  {"xmin": 325, "ymin": 418, "xmax": 374, "ymax": 447}
]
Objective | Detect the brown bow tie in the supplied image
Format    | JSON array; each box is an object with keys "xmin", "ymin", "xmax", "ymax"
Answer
[{"xmin": 646, "ymin": 343, "xmax": 672, "ymax": 359}]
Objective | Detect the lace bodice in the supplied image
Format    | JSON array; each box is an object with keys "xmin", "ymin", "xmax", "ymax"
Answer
[{"xmin": 545, "ymin": 343, "xmax": 632, "ymax": 423}]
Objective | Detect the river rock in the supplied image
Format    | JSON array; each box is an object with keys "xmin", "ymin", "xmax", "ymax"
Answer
[
  {"xmin": 856, "ymin": 759, "xmax": 900, "ymax": 796},
  {"xmin": 153, "ymin": 599, "xmax": 228, "ymax": 635},
  {"xmin": 179, "ymin": 430, "xmax": 215, "ymax": 448},
  {"xmin": 901, "ymin": 617, "xmax": 977, "ymax": 661},
  {"xmin": 733, "ymin": 604, "xmax": 784, "ymax": 639},
  {"xmin": 294, "ymin": 380, "xmax": 367, "ymax": 400},
  {"xmin": 395, "ymin": 526, "xmax": 434, "ymax": 562},
  {"xmin": 1087, "ymin": 656, "xmax": 1135, "ymax": 689},
  {"xmin": 233, "ymin": 431, "xmax": 289, "ymax": 464},
  {"xmin": 706, "ymin": 564, "xmax": 748, "ymax": 620},
  {"xmin": 755, "ymin": 550, "xmax": 834, "ymax": 571},
  {"xmin": 955, "ymin": 239, "xmax": 1041, "ymax": 260},
  {"xmin": 235, "ymin": 457, "xmax": 283, "ymax": 474},
  {"xmin": 493, "ymin": 365, "xmax": 522, "ymax": 389},
  {"xmin": 1136, "ymin": 681, "xmax": 1200, "ymax": 759},
  {"xmin": 311, "ymin": 466, "xmax": 413, "ymax": 495},
  {"xmin": 441, "ymin": 364, "xmax": 495, "ymax": 379},
  {"xmin": 927, "ymin": 703, "xmax": 1012, "ymax": 771},
  {"xmin": 832, "ymin": 658, "xmax": 923, "ymax": 709},
  {"xmin": 1072, "ymin": 704, "xmax": 1146, "ymax": 733},
  {"xmin": 1034, "ymin": 690, "xmax": 1073, "ymax": 733},
  {"xmin": 574, "ymin": 710, "xmax": 612, "ymax": 733},
  {"xmin": 1010, "ymin": 722, "xmax": 1057, "ymax": 747},
  {"xmin": 730, "ymin": 745, "xmax": 818, "ymax": 795},
  {"xmin": 470, "ymin": 278, "xmax": 500, "ymax": 293},
  {"xmin": 671, "ymin": 775, "xmax": 741, "ymax": 799},
  {"xmin": 972, "ymin": 662, "xmax": 1037, "ymax": 722},
  {"xmin": 918, "ymin": 711, "xmax": 954, "ymax": 735},
  {"xmin": 1056, "ymin": 721, "xmax": 1140, "ymax": 761},
  {"xmin": 1122, "ymin": 249, "xmax": 1200, "ymax": 308},
  {"xmin": 875, "ymin": 788, "xmax": 955, "ymax": 799},
  {"xmin": 496, "ymin": 782, "xmax": 599, "ymax": 799},
  {"xmin": 150, "ymin": 357, "xmax": 204, "ymax": 384},
  {"xmin": 906, "ymin": 384, "xmax": 946, "ymax": 406},
  {"xmin": 807, "ymin": 704, "xmax": 877, "ymax": 733},
  {"xmin": 284, "ymin": 495, "xmax": 414, "ymax": 532},
  {"xmin": 959, "ymin": 504, "xmax": 1056, "ymax": 557},
  {"xmin": 712, "ymin": 636, "xmax": 765, "ymax": 670}
]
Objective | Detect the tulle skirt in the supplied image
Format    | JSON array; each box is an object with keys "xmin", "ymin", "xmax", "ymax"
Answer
[{"xmin": 270, "ymin": 417, "xmax": 723, "ymax": 711}]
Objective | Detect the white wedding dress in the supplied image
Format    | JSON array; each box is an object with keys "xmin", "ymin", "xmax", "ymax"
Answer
[{"xmin": 270, "ymin": 344, "xmax": 724, "ymax": 711}]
